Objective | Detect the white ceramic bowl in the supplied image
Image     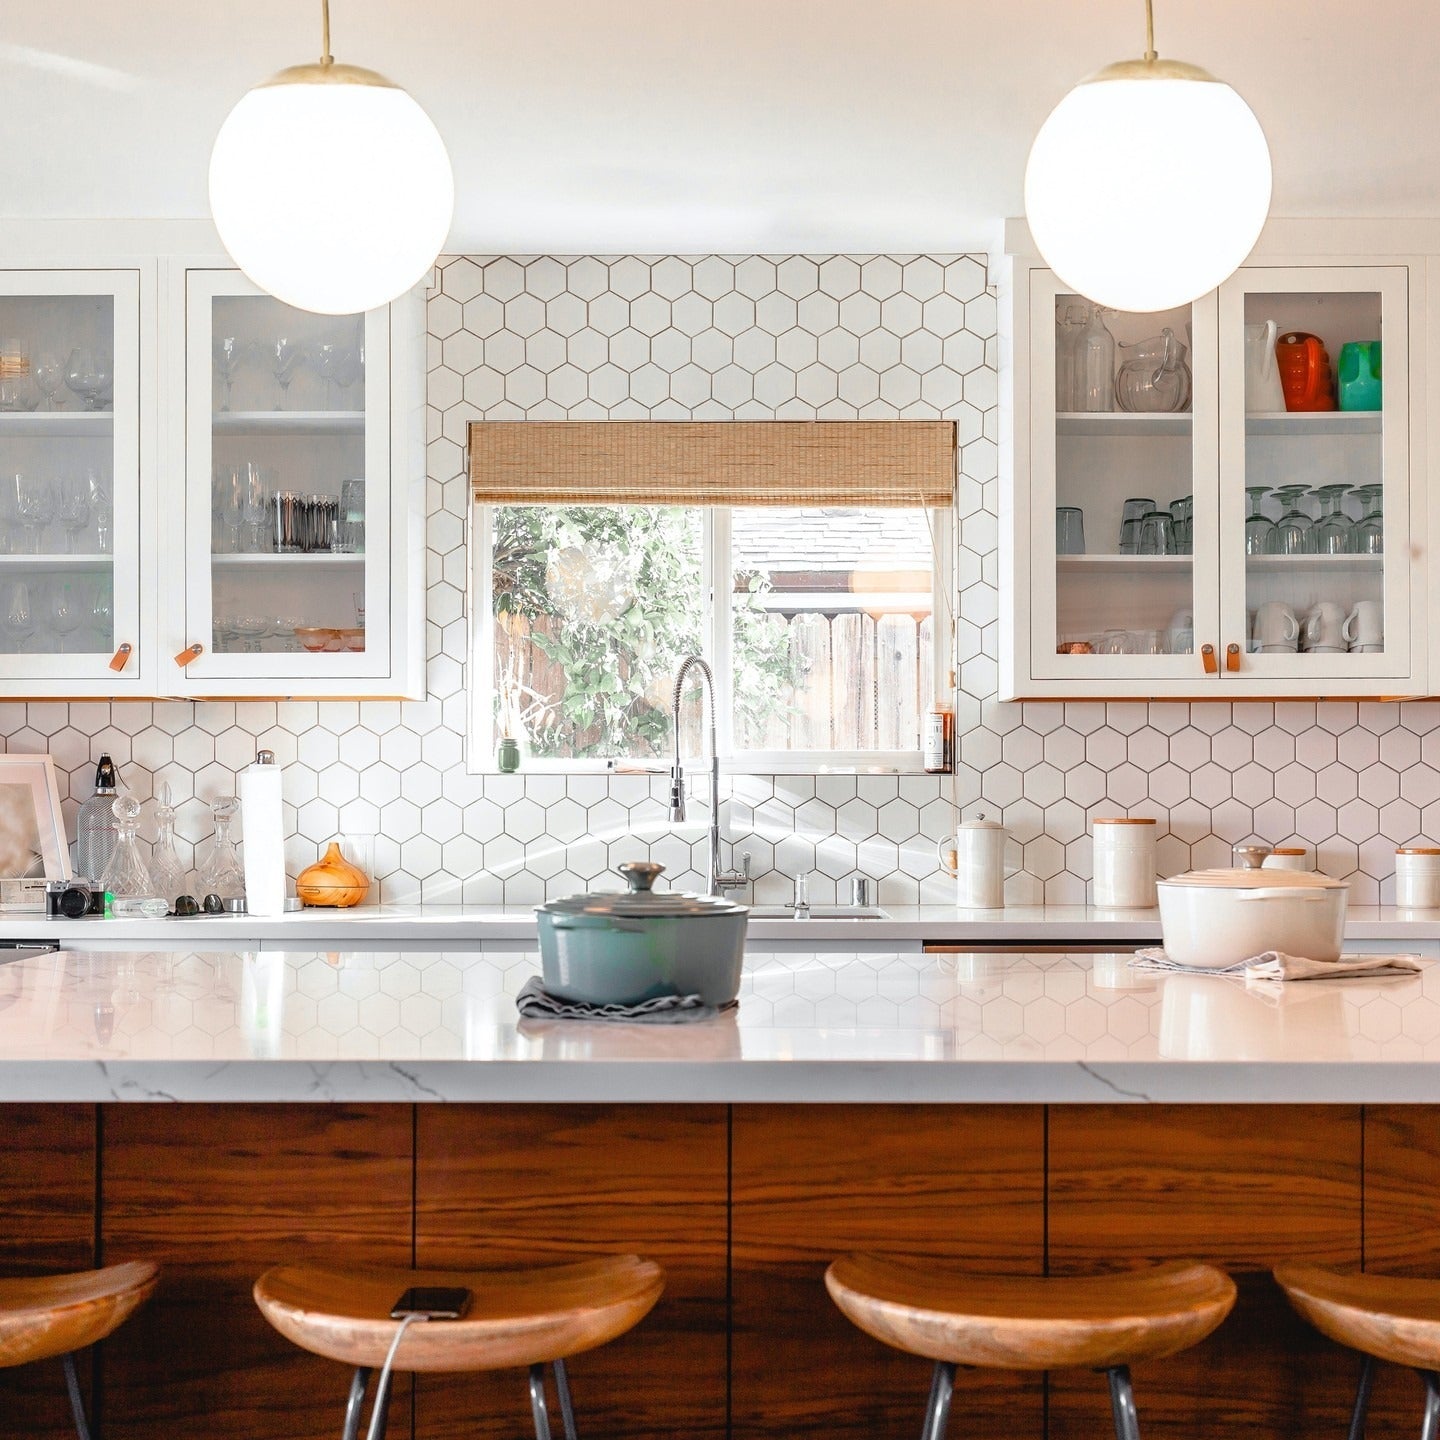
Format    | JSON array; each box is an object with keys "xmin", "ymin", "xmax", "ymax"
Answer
[{"xmin": 1156, "ymin": 869, "xmax": 1347, "ymax": 969}]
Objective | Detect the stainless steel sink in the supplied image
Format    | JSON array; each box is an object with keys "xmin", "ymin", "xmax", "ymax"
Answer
[{"xmin": 747, "ymin": 905, "xmax": 890, "ymax": 920}]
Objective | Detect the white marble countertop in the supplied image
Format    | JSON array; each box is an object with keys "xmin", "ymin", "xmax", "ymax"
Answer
[
  {"xmin": 5, "ymin": 902, "xmax": 1440, "ymax": 948},
  {"xmin": 4, "ymin": 944, "xmax": 1440, "ymax": 1104}
]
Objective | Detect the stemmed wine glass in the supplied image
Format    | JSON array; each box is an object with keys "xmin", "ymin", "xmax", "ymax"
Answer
[
  {"xmin": 89, "ymin": 580, "xmax": 113, "ymax": 648},
  {"xmin": 86, "ymin": 471, "xmax": 112, "ymax": 554},
  {"xmin": 265, "ymin": 339, "xmax": 302, "ymax": 410},
  {"xmin": 48, "ymin": 581, "xmax": 81, "ymax": 653},
  {"xmin": 56, "ymin": 476, "xmax": 91, "ymax": 554},
  {"xmin": 1244, "ymin": 487, "xmax": 1275, "ymax": 556},
  {"xmin": 241, "ymin": 463, "xmax": 269, "ymax": 552},
  {"xmin": 12, "ymin": 474, "xmax": 53, "ymax": 554},
  {"xmin": 1, "ymin": 582, "xmax": 33, "ymax": 652},
  {"xmin": 305, "ymin": 339, "xmax": 352, "ymax": 411},
  {"xmin": 33, "ymin": 353, "xmax": 65, "ymax": 411},
  {"xmin": 1310, "ymin": 485, "xmax": 1354, "ymax": 556},
  {"xmin": 64, "ymin": 348, "xmax": 105, "ymax": 411},
  {"xmin": 213, "ymin": 336, "xmax": 246, "ymax": 412}
]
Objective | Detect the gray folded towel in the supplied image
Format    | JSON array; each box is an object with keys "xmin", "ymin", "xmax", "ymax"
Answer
[
  {"xmin": 1132, "ymin": 947, "xmax": 1423, "ymax": 980},
  {"xmin": 516, "ymin": 976, "xmax": 738, "ymax": 1024}
]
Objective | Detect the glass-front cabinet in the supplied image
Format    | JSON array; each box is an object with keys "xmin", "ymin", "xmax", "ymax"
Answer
[
  {"xmin": 0, "ymin": 271, "xmax": 147, "ymax": 695},
  {"xmin": 171, "ymin": 269, "xmax": 399, "ymax": 693},
  {"xmin": 1005, "ymin": 255, "xmax": 1422, "ymax": 698}
]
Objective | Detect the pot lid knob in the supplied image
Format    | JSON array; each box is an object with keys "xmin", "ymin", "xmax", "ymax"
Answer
[
  {"xmin": 616, "ymin": 861, "xmax": 666, "ymax": 893},
  {"xmin": 1233, "ymin": 844, "xmax": 1273, "ymax": 870}
]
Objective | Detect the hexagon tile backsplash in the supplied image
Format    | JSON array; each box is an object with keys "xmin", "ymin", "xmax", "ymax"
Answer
[{"xmin": 2, "ymin": 253, "xmax": 1439, "ymax": 906}]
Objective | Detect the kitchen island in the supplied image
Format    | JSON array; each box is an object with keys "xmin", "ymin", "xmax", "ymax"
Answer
[{"xmin": 2, "ymin": 944, "xmax": 1437, "ymax": 1440}]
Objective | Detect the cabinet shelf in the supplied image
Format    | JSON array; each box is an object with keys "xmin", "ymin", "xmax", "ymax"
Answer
[
  {"xmin": 1246, "ymin": 410, "xmax": 1381, "ymax": 436},
  {"xmin": 0, "ymin": 411, "xmax": 113, "ymax": 438},
  {"xmin": 211, "ymin": 552, "xmax": 365, "ymax": 569},
  {"xmin": 212, "ymin": 410, "xmax": 364, "ymax": 435},
  {"xmin": 0, "ymin": 553, "xmax": 113, "ymax": 571},
  {"xmin": 1058, "ymin": 554, "xmax": 1192, "ymax": 573},
  {"xmin": 1057, "ymin": 412, "xmax": 1191, "ymax": 437},
  {"xmin": 1246, "ymin": 552, "xmax": 1383, "ymax": 573}
]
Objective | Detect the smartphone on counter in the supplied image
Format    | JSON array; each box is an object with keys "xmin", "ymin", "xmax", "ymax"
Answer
[{"xmin": 390, "ymin": 1286, "xmax": 472, "ymax": 1319}]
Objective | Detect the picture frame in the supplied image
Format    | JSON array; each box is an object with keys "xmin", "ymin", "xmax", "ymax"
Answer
[{"xmin": 0, "ymin": 754, "xmax": 70, "ymax": 883}]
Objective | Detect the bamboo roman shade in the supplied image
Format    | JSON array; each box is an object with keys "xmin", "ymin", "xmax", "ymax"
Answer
[{"xmin": 469, "ymin": 421, "xmax": 956, "ymax": 508}]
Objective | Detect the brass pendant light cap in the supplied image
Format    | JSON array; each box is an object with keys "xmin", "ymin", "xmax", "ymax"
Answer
[
  {"xmin": 1083, "ymin": 55, "xmax": 1221, "ymax": 85},
  {"xmin": 258, "ymin": 60, "xmax": 399, "ymax": 90}
]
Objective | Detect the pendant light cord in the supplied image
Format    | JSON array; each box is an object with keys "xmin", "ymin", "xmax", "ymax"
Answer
[
  {"xmin": 320, "ymin": 0, "xmax": 333, "ymax": 67},
  {"xmin": 1142, "ymin": 0, "xmax": 1157, "ymax": 61}
]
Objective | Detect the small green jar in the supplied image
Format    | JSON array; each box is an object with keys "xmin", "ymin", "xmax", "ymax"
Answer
[{"xmin": 497, "ymin": 737, "xmax": 521, "ymax": 773}]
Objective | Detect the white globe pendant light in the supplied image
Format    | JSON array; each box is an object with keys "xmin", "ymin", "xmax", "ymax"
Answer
[
  {"xmin": 209, "ymin": 0, "xmax": 454, "ymax": 315},
  {"xmin": 1024, "ymin": 0, "xmax": 1271, "ymax": 313}
]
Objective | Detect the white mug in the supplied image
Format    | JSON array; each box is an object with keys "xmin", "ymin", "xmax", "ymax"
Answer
[
  {"xmin": 1344, "ymin": 600, "xmax": 1384, "ymax": 648},
  {"xmin": 1253, "ymin": 601, "xmax": 1298, "ymax": 648},
  {"xmin": 1303, "ymin": 600, "xmax": 1346, "ymax": 652}
]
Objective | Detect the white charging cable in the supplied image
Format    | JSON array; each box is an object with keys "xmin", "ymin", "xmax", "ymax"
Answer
[{"xmin": 366, "ymin": 1312, "xmax": 428, "ymax": 1440}]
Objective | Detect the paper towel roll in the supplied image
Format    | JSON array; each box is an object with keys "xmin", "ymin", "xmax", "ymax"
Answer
[{"xmin": 240, "ymin": 750, "xmax": 286, "ymax": 917}]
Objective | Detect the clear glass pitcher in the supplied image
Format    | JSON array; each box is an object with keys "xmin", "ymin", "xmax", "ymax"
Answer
[{"xmin": 1115, "ymin": 327, "xmax": 1191, "ymax": 413}]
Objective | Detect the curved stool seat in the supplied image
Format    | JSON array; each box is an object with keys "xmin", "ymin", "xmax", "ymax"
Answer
[
  {"xmin": 0, "ymin": 1261, "xmax": 157, "ymax": 1440},
  {"xmin": 1276, "ymin": 1262, "xmax": 1440, "ymax": 1438},
  {"xmin": 255, "ymin": 1256, "xmax": 664, "ymax": 1440},
  {"xmin": 826, "ymin": 1255, "xmax": 1235, "ymax": 1440}
]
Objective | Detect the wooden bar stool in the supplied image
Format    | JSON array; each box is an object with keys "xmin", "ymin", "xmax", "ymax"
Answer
[
  {"xmin": 1275, "ymin": 1262, "xmax": 1440, "ymax": 1440},
  {"xmin": 0, "ymin": 1260, "xmax": 158, "ymax": 1440},
  {"xmin": 254, "ymin": 1256, "xmax": 664, "ymax": 1440},
  {"xmin": 825, "ymin": 1254, "xmax": 1235, "ymax": 1440}
]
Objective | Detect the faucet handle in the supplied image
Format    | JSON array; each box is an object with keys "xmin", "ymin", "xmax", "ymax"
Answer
[{"xmin": 715, "ymin": 850, "xmax": 751, "ymax": 891}]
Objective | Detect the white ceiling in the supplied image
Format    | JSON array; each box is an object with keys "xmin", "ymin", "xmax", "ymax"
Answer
[{"xmin": 4, "ymin": 1, "xmax": 1436, "ymax": 254}]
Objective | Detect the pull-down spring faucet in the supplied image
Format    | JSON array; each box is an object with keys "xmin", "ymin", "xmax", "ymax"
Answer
[{"xmin": 669, "ymin": 656, "xmax": 749, "ymax": 896}]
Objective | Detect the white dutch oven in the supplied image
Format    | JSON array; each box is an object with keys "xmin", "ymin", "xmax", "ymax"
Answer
[{"xmin": 1156, "ymin": 868, "xmax": 1348, "ymax": 969}]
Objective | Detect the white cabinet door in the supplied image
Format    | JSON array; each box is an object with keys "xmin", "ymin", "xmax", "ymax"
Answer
[
  {"xmin": 1216, "ymin": 264, "xmax": 1422, "ymax": 694},
  {"xmin": 1005, "ymin": 265, "xmax": 1222, "ymax": 698},
  {"xmin": 166, "ymin": 267, "xmax": 422, "ymax": 698},
  {"xmin": 0, "ymin": 269, "xmax": 151, "ymax": 696}
]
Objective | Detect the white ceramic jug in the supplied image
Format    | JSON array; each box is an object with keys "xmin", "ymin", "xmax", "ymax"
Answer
[
  {"xmin": 936, "ymin": 812, "xmax": 1021, "ymax": 909},
  {"xmin": 1244, "ymin": 319, "xmax": 1284, "ymax": 413}
]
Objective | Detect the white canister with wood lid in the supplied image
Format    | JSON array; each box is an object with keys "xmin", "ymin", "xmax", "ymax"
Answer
[
  {"xmin": 1395, "ymin": 847, "xmax": 1440, "ymax": 909},
  {"xmin": 1091, "ymin": 817, "xmax": 1157, "ymax": 908}
]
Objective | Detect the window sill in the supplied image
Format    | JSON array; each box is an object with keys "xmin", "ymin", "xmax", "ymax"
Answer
[{"xmin": 465, "ymin": 751, "xmax": 937, "ymax": 778}]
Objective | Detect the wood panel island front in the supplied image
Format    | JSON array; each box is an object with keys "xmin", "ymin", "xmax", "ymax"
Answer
[{"xmin": 3, "ymin": 944, "xmax": 1440, "ymax": 1440}]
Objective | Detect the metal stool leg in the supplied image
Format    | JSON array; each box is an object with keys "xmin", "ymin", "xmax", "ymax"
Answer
[
  {"xmin": 529, "ymin": 1362, "xmax": 554, "ymax": 1440},
  {"xmin": 341, "ymin": 1366, "xmax": 373, "ymax": 1440},
  {"xmin": 1347, "ymin": 1355, "xmax": 1374, "ymax": 1440},
  {"xmin": 61, "ymin": 1352, "xmax": 91, "ymax": 1440},
  {"xmin": 920, "ymin": 1361, "xmax": 956, "ymax": 1440},
  {"xmin": 1106, "ymin": 1365, "xmax": 1141, "ymax": 1440},
  {"xmin": 368, "ymin": 1367, "xmax": 394, "ymax": 1440},
  {"xmin": 553, "ymin": 1358, "xmax": 578, "ymax": 1440},
  {"xmin": 1420, "ymin": 1368, "xmax": 1440, "ymax": 1440}
]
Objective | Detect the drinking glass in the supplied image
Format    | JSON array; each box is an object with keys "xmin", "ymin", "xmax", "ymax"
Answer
[
  {"xmin": 1244, "ymin": 486, "xmax": 1275, "ymax": 556},
  {"xmin": 0, "ymin": 338, "xmax": 29, "ymax": 411},
  {"xmin": 1098, "ymin": 629, "xmax": 1133, "ymax": 655},
  {"xmin": 86, "ymin": 471, "xmax": 112, "ymax": 554},
  {"xmin": 1055, "ymin": 506, "xmax": 1085, "ymax": 555},
  {"xmin": 1310, "ymin": 484, "xmax": 1353, "ymax": 556},
  {"xmin": 1128, "ymin": 628, "xmax": 1165, "ymax": 655},
  {"xmin": 213, "ymin": 336, "xmax": 245, "ymax": 412},
  {"xmin": 241, "ymin": 464, "xmax": 269, "ymax": 552},
  {"xmin": 1, "ymin": 582, "xmax": 33, "ymax": 651},
  {"xmin": 64, "ymin": 348, "xmax": 104, "ymax": 410},
  {"xmin": 12, "ymin": 474, "xmax": 53, "ymax": 554},
  {"xmin": 1136, "ymin": 509, "xmax": 1177, "ymax": 556},
  {"xmin": 1170, "ymin": 494, "xmax": 1194, "ymax": 555},
  {"xmin": 265, "ymin": 339, "xmax": 303, "ymax": 410},
  {"xmin": 56, "ymin": 476, "xmax": 90, "ymax": 554},
  {"xmin": 306, "ymin": 339, "xmax": 353, "ymax": 410},
  {"xmin": 48, "ymin": 581, "xmax": 81, "ymax": 653},
  {"xmin": 1353, "ymin": 484, "xmax": 1384, "ymax": 555},
  {"xmin": 1266, "ymin": 491, "xmax": 1312, "ymax": 556},
  {"xmin": 1119, "ymin": 497, "xmax": 1155, "ymax": 531},
  {"xmin": 337, "ymin": 478, "xmax": 365, "ymax": 553},
  {"xmin": 89, "ymin": 579, "xmax": 113, "ymax": 648},
  {"xmin": 33, "ymin": 353, "xmax": 64, "ymax": 411},
  {"xmin": 335, "ymin": 327, "xmax": 365, "ymax": 405}
]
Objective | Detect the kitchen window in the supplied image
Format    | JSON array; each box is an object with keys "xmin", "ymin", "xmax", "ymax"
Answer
[{"xmin": 468, "ymin": 421, "xmax": 955, "ymax": 772}]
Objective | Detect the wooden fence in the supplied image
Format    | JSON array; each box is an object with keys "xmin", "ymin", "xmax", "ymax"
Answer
[{"xmin": 496, "ymin": 609, "xmax": 934, "ymax": 754}]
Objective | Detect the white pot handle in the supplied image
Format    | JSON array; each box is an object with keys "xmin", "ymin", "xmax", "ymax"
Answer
[{"xmin": 1234, "ymin": 889, "xmax": 1327, "ymax": 902}]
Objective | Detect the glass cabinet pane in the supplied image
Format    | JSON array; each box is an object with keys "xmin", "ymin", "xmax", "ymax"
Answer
[
  {"xmin": 184, "ymin": 269, "xmax": 392, "ymax": 687},
  {"xmin": 1220, "ymin": 269, "xmax": 1408, "ymax": 682},
  {"xmin": 1041, "ymin": 286, "xmax": 1206, "ymax": 676},
  {"xmin": 0, "ymin": 278, "xmax": 140, "ymax": 685},
  {"xmin": 209, "ymin": 294, "xmax": 367, "ymax": 657}
]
